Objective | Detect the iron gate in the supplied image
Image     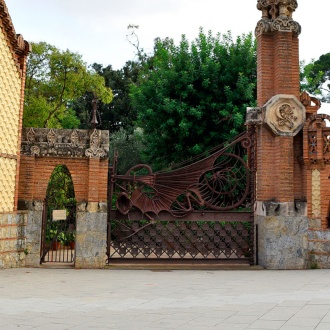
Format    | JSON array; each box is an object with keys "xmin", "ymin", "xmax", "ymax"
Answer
[
  {"xmin": 40, "ymin": 199, "xmax": 76, "ymax": 264},
  {"xmin": 107, "ymin": 129, "xmax": 256, "ymax": 265}
]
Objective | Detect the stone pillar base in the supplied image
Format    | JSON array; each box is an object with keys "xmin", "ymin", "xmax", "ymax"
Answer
[
  {"xmin": 308, "ymin": 230, "xmax": 330, "ymax": 269},
  {"xmin": 75, "ymin": 202, "xmax": 107, "ymax": 269},
  {"xmin": 256, "ymin": 201, "xmax": 308, "ymax": 269},
  {"xmin": 0, "ymin": 211, "xmax": 28, "ymax": 269},
  {"xmin": 24, "ymin": 201, "xmax": 43, "ymax": 267}
]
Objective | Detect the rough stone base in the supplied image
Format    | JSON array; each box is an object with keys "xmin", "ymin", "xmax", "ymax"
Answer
[
  {"xmin": 24, "ymin": 201, "xmax": 43, "ymax": 267},
  {"xmin": 308, "ymin": 229, "xmax": 330, "ymax": 269},
  {"xmin": 75, "ymin": 202, "xmax": 107, "ymax": 268},
  {"xmin": 0, "ymin": 211, "xmax": 28, "ymax": 269},
  {"xmin": 256, "ymin": 201, "xmax": 308, "ymax": 269}
]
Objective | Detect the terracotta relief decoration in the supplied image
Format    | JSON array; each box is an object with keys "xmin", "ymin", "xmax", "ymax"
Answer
[{"xmin": 21, "ymin": 128, "xmax": 109, "ymax": 158}]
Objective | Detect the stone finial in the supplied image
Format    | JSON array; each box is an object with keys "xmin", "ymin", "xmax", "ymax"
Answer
[
  {"xmin": 300, "ymin": 91, "xmax": 321, "ymax": 114},
  {"xmin": 255, "ymin": 0, "xmax": 301, "ymax": 37},
  {"xmin": 257, "ymin": 0, "xmax": 298, "ymax": 19}
]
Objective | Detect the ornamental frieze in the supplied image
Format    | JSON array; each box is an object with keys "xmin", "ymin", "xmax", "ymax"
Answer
[
  {"xmin": 271, "ymin": 16, "xmax": 301, "ymax": 35},
  {"xmin": 255, "ymin": 17, "xmax": 301, "ymax": 37},
  {"xmin": 21, "ymin": 128, "xmax": 109, "ymax": 158}
]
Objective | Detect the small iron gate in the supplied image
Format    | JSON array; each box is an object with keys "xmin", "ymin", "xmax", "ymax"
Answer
[
  {"xmin": 107, "ymin": 129, "xmax": 256, "ymax": 265},
  {"xmin": 40, "ymin": 199, "xmax": 76, "ymax": 264}
]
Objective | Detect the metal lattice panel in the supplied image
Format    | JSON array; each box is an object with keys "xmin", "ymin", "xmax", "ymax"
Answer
[{"xmin": 109, "ymin": 219, "xmax": 253, "ymax": 260}]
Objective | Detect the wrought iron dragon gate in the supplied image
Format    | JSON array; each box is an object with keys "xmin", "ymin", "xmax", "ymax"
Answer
[{"xmin": 107, "ymin": 129, "xmax": 256, "ymax": 265}]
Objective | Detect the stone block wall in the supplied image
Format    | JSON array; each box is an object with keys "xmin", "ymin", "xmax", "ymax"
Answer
[
  {"xmin": 256, "ymin": 202, "xmax": 308, "ymax": 269},
  {"xmin": 308, "ymin": 230, "xmax": 330, "ymax": 268},
  {"xmin": 24, "ymin": 201, "xmax": 43, "ymax": 267},
  {"xmin": 75, "ymin": 202, "xmax": 107, "ymax": 269},
  {"xmin": 0, "ymin": 211, "xmax": 27, "ymax": 268}
]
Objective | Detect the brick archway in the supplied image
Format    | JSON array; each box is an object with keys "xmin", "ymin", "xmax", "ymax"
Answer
[{"xmin": 18, "ymin": 128, "xmax": 109, "ymax": 268}]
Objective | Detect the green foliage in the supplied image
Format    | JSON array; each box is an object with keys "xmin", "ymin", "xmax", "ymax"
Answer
[
  {"xmin": 24, "ymin": 42, "xmax": 113, "ymax": 128},
  {"xmin": 46, "ymin": 165, "xmax": 75, "ymax": 209},
  {"xmin": 45, "ymin": 221, "xmax": 59, "ymax": 243},
  {"xmin": 301, "ymin": 53, "xmax": 330, "ymax": 102},
  {"xmin": 110, "ymin": 128, "xmax": 146, "ymax": 174},
  {"xmin": 130, "ymin": 30, "xmax": 257, "ymax": 169},
  {"xmin": 72, "ymin": 61, "xmax": 140, "ymax": 132}
]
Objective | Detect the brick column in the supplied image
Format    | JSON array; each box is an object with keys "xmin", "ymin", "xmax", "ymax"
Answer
[
  {"xmin": 254, "ymin": 0, "xmax": 308, "ymax": 269},
  {"xmin": 88, "ymin": 157, "xmax": 100, "ymax": 202},
  {"xmin": 14, "ymin": 42, "xmax": 31, "ymax": 211},
  {"xmin": 257, "ymin": 33, "xmax": 274, "ymax": 106},
  {"xmin": 18, "ymin": 155, "xmax": 36, "ymax": 203}
]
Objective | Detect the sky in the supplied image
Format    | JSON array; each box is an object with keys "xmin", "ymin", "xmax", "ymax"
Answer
[
  {"xmin": 4, "ymin": 0, "xmax": 330, "ymax": 112},
  {"xmin": 5, "ymin": 0, "xmax": 330, "ymax": 69}
]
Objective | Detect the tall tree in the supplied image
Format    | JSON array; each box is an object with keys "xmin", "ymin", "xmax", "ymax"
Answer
[
  {"xmin": 72, "ymin": 61, "xmax": 140, "ymax": 132},
  {"xmin": 24, "ymin": 42, "xmax": 113, "ymax": 128},
  {"xmin": 130, "ymin": 30, "xmax": 257, "ymax": 169},
  {"xmin": 301, "ymin": 53, "xmax": 330, "ymax": 102}
]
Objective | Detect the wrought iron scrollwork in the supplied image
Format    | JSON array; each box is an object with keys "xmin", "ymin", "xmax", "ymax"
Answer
[{"xmin": 111, "ymin": 131, "xmax": 255, "ymax": 218}]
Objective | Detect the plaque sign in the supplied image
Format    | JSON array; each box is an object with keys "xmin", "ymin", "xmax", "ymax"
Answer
[{"xmin": 52, "ymin": 210, "xmax": 67, "ymax": 221}]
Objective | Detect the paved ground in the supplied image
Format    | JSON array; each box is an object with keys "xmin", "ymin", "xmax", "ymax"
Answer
[{"xmin": 1, "ymin": 267, "xmax": 330, "ymax": 329}]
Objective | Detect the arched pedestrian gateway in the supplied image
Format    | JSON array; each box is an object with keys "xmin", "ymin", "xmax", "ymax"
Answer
[{"xmin": 18, "ymin": 128, "xmax": 109, "ymax": 268}]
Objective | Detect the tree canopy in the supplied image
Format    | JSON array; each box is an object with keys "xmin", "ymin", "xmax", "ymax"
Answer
[
  {"xmin": 130, "ymin": 30, "xmax": 257, "ymax": 169},
  {"xmin": 301, "ymin": 53, "xmax": 330, "ymax": 102},
  {"xmin": 71, "ymin": 61, "xmax": 140, "ymax": 132},
  {"xmin": 24, "ymin": 42, "xmax": 113, "ymax": 128}
]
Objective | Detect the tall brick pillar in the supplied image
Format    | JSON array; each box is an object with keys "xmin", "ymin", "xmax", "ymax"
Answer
[{"xmin": 251, "ymin": 0, "xmax": 308, "ymax": 269}]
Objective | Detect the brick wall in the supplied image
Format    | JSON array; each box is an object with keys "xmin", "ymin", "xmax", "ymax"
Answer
[{"xmin": 18, "ymin": 156, "xmax": 108, "ymax": 203}]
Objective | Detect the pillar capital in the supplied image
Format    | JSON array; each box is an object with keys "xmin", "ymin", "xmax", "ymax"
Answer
[{"xmin": 255, "ymin": 0, "xmax": 301, "ymax": 37}]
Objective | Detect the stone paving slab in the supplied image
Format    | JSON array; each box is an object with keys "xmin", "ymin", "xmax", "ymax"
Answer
[{"xmin": 1, "ymin": 268, "xmax": 330, "ymax": 329}]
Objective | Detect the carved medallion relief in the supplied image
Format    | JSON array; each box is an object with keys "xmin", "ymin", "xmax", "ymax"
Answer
[{"xmin": 263, "ymin": 94, "xmax": 305, "ymax": 136}]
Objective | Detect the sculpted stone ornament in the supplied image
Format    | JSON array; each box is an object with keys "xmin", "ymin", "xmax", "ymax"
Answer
[
  {"xmin": 246, "ymin": 107, "xmax": 263, "ymax": 126},
  {"xmin": 272, "ymin": 16, "xmax": 301, "ymax": 35},
  {"xmin": 257, "ymin": 0, "xmax": 298, "ymax": 19},
  {"xmin": 255, "ymin": 0, "xmax": 300, "ymax": 37},
  {"xmin": 276, "ymin": 104, "xmax": 297, "ymax": 130},
  {"xmin": 21, "ymin": 128, "xmax": 109, "ymax": 158},
  {"xmin": 71, "ymin": 130, "xmax": 79, "ymax": 147},
  {"xmin": 85, "ymin": 129, "xmax": 107, "ymax": 158},
  {"xmin": 263, "ymin": 94, "xmax": 305, "ymax": 136},
  {"xmin": 26, "ymin": 128, "xmax": 36, "ymax": 143},
  {"xmin": 47, "ymin": 129, "xmax": 56, "ymax": 145},
  {"xmin": 30, "ymin": 146, "xmax": 40, "ymax": 156},
  {"xmin": 255, "ymin": 19, "xmax": 272, "ymax": 37}
]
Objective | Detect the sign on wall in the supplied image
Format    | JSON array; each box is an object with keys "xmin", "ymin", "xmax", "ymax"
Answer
[{"xmin": 52, "ymin": 210, "xmax": 67, "ymax": 221}]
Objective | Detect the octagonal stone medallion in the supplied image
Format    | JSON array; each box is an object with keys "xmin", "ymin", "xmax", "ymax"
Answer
[{"xmin": 264, "ymin": 94, "xmax": 306, "ymax": 137}]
